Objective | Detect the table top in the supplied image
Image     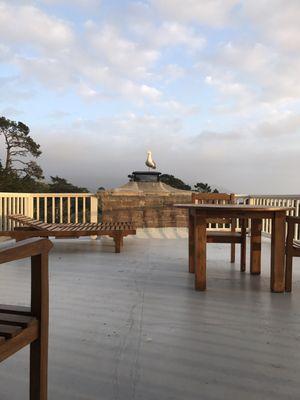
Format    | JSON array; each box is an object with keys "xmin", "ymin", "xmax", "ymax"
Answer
[{"xmin": 174, "ymin": 204, "xmax": 294, "ymax": 212}]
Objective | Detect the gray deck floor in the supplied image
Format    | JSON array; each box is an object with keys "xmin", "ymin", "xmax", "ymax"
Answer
[{"xmin": 1, "ymin": 233, "xmax": 300, "ymax": 400}]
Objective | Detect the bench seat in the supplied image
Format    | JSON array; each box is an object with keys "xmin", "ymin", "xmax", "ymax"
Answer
[{"xmin": 0, "ymin": 215, "xmax": 136, "ymax": 253}]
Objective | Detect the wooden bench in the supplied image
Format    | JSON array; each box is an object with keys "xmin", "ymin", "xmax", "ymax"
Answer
[
  {"xmin": 285, "ymin": 216, "xmax": 300, "ymax": 292},
  {"xmin": 0, "ymin": 215, "xmax": 136, "ymax": 253},
  {"xmin": 191, "ymin": 193, "xmax": 247, "ymax": 271},
  {"xmin": 0, "ymin": 238, "xmax": 53, "ymax": 400}
]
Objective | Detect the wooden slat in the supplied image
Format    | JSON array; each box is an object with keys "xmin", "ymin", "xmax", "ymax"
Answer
[
  {"xmin": 0, "ymin": 313, "xmax": 35, "ymax": 328},
  {"xmin": 207, "ymin": 231, "xmax": 241, "ymax": 238},
  {"xmin": 0, "ymin": 305, "xmax": 31, "ymax": 316},
  {"xmin": 6, "ymin": 215, "xmax": 136, "ymax": 246},
  {"xmin": 0, "ymin": 324, "xmax": 22, "ymax": 339}
]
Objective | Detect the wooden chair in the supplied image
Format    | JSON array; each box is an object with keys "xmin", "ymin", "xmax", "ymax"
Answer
[
  {"xmin": 0, "ymin": 238, "xmax": 53, "ymax": 400},
  {"xmin": 285, "ymin": 216, "xmax": 300, "ymax": 292},
  {"xmin": 191, "ymin": 193, "xmax": 247, "ymax": 270}
]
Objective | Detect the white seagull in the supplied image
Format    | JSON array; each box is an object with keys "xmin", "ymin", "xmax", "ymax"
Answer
[{"xmin": 145, "ymin": 150, "xmax": 156, "ymax": 170}]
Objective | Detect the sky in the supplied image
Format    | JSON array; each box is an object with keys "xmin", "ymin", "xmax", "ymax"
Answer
[{"xmin": 0, "ymin": 0, "xmax": 300, "ymax": 193}]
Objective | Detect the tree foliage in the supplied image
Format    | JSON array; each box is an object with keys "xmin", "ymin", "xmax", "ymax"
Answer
[
  {"xmin": 46, "ymin": 176, "xmax": 88, "ymax": 193},
  {"xmin": 0, "ymin": 163, "xmax": 45, "ymax": 192},
  {"xmin": 0, "ymin": 116, "xmax": 43, "ymax": 180},
  {"xmin": 160, "ymin": 174, "xmax": 191, "ymax": 190},
  {"xmin": 194, "ymin": 182, "xmax": 219, "ymax": 193}
]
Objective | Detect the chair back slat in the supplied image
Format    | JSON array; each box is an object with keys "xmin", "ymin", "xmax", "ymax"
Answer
[
  {"xmin": 191, "ymin": 193, "xmax": 235, "ymax": 225},
  {"xmin": 192, "ymin": 193, "xmax": 235, "ymax": 204}
]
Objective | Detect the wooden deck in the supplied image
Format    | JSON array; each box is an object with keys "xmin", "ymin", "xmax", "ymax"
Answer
[{"xmin": 0, "ymin": 233, "xmax": 300, "ymax": 399}]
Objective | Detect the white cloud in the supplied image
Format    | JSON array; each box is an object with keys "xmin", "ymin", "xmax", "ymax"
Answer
[
  {"xmin": 151, "ymin": 0, "xmax": 239, "ymax": 26},
  {"xmin": 0, "ymin": 2, "xmax": 74, "ymax": 52},
  {"xmin": 160, "ymin": 100, "xmax": 201, "ymax": 116},
  {"xmin": 161, "ymin": 64, "xmax": 185, "ymax": 82},
  {"xmin": 7, "ymin": 0, "xmax": 100, "ymax": 8},
  {"xmin": 41, "ymin": 0, "xmax": 100, "ymax": 7},
  {"xmin": 143, "ymin": 22, "xmax": 206, "ymax": 51},
  {"xmin": 0, "ymin": 2, "xmax": 203, "ymax": 108},
  {"xmin": 244, "ymin": 0, "xmax": 300, "ymax": 52},
  {"xmin": 87, "ymin": 24, "xmax": 159, "ymax": 78},
  {"xmin": 203, "ymin": 70, "xmax": 257, "ymax": 116},
  {"xmin": 218, "ymin": 42, "xmax": 276, "ymax": 74},
  {"xmin": 254, "ymin": 112, "xmax": 300, "ymax": 138},
  {"xmin": 198, "ymin": 39, "xmax": 300, "ymax": 115},
  {"xmin": 119, "ymin": 81, "xmax": 162, "ymax": 103}
]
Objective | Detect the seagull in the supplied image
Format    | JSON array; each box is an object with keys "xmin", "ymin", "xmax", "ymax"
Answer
[{"xmin": 145, "ymin": 150, "xmax": 156, "ymax": 170}]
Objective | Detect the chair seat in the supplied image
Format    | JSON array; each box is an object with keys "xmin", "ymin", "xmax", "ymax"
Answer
[{"xmin": 0, "ymin": 311, "xmax": 38, "ymax": 362}]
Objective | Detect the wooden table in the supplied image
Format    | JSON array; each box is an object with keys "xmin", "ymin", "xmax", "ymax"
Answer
[{"xmin": 175, "ymin": 204, "xmax": 293, "ymax": 292}]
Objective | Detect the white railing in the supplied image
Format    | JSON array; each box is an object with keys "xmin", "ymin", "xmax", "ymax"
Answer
[
  {"xmin": 236, "ymin": 194, "xmax": 300, "ymax": 241},
  {"xmin": 1, "ymin": 192, "xmax": 300, "ymax": 241},
  {"xmin": 0, "ymin": 193, "xmax": 98, "ymax": 231}
]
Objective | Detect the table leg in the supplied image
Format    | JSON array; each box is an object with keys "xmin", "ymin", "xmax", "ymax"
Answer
[
  {"xmin": 194, "ymin": 215, "xmax": 207, "ymax": 291},
  {"xmin": 250, "ymin": 219, "xmax": 262, "ymax": 274},
  {"xmin": 270, "ymin": 212, "xmax": 286, "ymax": 292},
  {"xmin": 188, "ymin": 212, "xmax": 195, "ymax": 273}
]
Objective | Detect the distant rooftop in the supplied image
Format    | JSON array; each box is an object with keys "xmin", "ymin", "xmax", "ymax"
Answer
[
  {"xmin": 109, "ymin": 170, "xmax": 191, "ymax": 195},
  {"xmin": 129, "ymin": 171, "xmax": 162, "ymax": 182}
]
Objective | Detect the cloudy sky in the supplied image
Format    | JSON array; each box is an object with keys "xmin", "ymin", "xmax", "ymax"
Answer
[{"xmin": 0, "ymin": 0, "xmax": 300, "ymax": 193}]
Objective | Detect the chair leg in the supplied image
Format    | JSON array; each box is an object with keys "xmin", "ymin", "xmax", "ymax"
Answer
[
  {"xmin": 30, "ymin": 336, "xmax": 48, "ymax": 400},
  {"xmin": 230, "ymin": 243, "xmax": 235, "ymax": 263},
  {"xmin": 285, "ymin": 252, "xmax": 293, "ymax": 292},
  {"xmin": 30, "ymin": 252, "xmax": 49, "ymax": 400},
  {"xmin": 240, "ymin": 220, "xmax": 246, "ymax": 272},
  {"xmin": 285, "ymin": 219, "xmax": 295, "ymax": 292},
  {"xmin": 230, "ymin": 219, "xmax": 236, "ymax": 263}
]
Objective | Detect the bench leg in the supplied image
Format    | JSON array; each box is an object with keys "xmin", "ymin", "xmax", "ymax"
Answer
[{"xmin": 113, "ymin": 234, "xmax": 123, "ymax": 253}]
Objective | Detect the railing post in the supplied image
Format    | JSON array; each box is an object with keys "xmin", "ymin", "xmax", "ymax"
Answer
[
  {"xmin": 90, "ymin": 196, "xmax": 98, "ymax": 223},
  {"xmin": 248, "ymin": 196, "xmax": 255, "ymax": 205},
  {"xmin": 27, "ymin": 195, "xmax": 34, "ymax": 218},
  {"xmin": 0, "ymin": 195, "xmax": 2, "ymax": 231}
]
